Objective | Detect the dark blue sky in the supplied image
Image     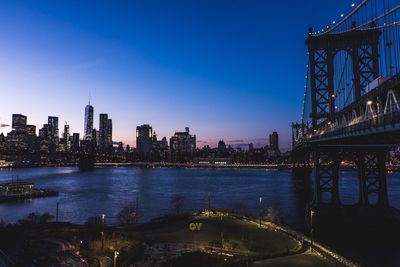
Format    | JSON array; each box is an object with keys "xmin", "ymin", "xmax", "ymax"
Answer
[{"xmin": 0, "ymin": 0, "xmax": 355, "ymax": 150}]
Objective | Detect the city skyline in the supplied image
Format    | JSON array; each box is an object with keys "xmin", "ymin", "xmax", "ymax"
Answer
[
  {"xmin": 0, "ymin": 0, "xmax": 354, "ymax": 150},
  {"xmin": 2, "ymin": 109, "xmax": 280, "ymax": 151}
]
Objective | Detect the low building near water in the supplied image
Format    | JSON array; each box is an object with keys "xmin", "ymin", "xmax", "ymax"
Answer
[
  {"xmin": 0, "ymin": 182, "xmax": 34, "ymax": 197},
  {"xmin": 194, "ymin": 158, "xmax": 232, "ymax": 165}
]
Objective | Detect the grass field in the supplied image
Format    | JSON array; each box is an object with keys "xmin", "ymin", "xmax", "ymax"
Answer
[{"xmin": 139, "ymin": 214, "xmax": 300, "ymax": 256}]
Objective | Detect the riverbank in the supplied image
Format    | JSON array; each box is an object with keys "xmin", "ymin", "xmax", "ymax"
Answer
[
  {"xmin": 0, "ymin": 162, "xmax": 291, "ymax": 169},
  {"xmin": 0, "ymin": 212, "xmax": 354, "ymax": 267},
  {"xmin": 3, "ymin": 162, "xmax": 400, "ymax": 172}
]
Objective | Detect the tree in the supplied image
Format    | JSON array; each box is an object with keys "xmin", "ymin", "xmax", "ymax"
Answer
[
  {"xmin": 265, "ymin": 206, "xmax": 281, "ymax": 223},
  {"xmin": 85, "ymin": 216, "xmax": 103, "ymax": 229},
  {"xmin": 230, "ymin": 202, "xmax": 248, "ymax": 216},
  {"xmin": 18, "ymin": 212, "xmax": 54, "ymax": 225},
  {"xmin": 40, "ymin": 212, "xmax": 54, "ymax": 224},
  {"xmin": 171, "ymin": 195, "xmax": 185, "ymax": 214},
  {"xmin": 117, "ymin": 203, "xmax": 137, "ymax": 226}
]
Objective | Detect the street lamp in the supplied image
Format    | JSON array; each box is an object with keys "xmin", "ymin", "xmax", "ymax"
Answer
[
  {"xmin": 78, "ymin": 240, "xmax": 83, "ymax": 254},
  {"xmin": 56, "ymin": 201, "xmax": 60, "ymax": 222},
  {"xmin": 101, "ymin": 214, "xmax": 106, "ymax": 250},
  {"xmin": 208, "ymin": 192, "xmax": 211, "ymax": 216},
  {"xmin": 310, "ymin": 210, "xmax": 315, "ymax": 251},
  {"xmin": 220, "ymin": 213, "xmax": 224, "ymax": 256},
  {"xmin": 114, "ymin": 250, "xmax": 119, "ymax": 267},
  {"xmin": 259, "ymin": 197, "xmax": 263, "ymax": 228}
]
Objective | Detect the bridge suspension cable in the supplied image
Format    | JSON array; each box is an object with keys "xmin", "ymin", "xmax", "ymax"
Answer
[{"xmin": 301, "ymin": 59, "xmax": 312, "ymax": 129}]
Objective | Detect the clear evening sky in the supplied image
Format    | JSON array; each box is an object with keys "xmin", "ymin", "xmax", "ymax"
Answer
[{"xmin": 0, "ymin": 0, "xmax": 355, "ymax": 151}]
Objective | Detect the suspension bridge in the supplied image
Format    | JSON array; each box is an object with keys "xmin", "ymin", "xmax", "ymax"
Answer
[{"xmin": 292, "ymin": 0, "xmax": 400, "ymax": 211}]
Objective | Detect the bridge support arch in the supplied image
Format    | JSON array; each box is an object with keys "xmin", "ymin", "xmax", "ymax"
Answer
[
  {"xmin": 313, "ymin": 146, "xmax": 389, "ymax": 210},
  {"xmin": 306, "ymin": 28, "xmax": 380, "ymax": 129}
]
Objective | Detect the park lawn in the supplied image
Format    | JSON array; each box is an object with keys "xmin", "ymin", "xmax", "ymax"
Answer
[
  {"xmin": 252, "ymin": 253, "xmax": 332, "ymax": 267},
  {"xmin": 139, "ymin": 214, "xmax": 300, "ymax": 256}
]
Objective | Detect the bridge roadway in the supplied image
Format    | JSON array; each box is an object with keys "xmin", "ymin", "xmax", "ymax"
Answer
[{"xmin": 301, "ymin": 74, "xmax": 400, "ymax": 146}]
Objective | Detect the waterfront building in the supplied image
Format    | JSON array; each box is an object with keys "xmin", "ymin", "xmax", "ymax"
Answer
[
  {"xmin": 107, "ymin": 119, "xmax": 112, "ymax": 147},
  {"xmin": 12, "ymin": 114, "xmax": 27, "ymax": 130},
  {"xmin": 218, "ymin": 140, "xmax": 228, "ymax": 157},
  {"xmin": 84, "ymin": 103, "xmax": 94, "ymax": 140},
  {"xmin": 269, "ymin": 131, "xmax": 280, "ymax": 157},
  {"xmin": 48, "ymin": 116, "xmax": 59, "ymax": 148},
  {"xmin": 38, "ymin": 123, "xmax": 54, "ymax": 154},
  {"xmin": 99, "ymin": 114, "xmax": 112, "ymax": 152},
  {"xmin": 150, "ymin": 132, "xmax": 170, "ymax": 161},
  {"xmin": 92, "ymin": 128, "xmax": 98, "ymax": 148},
  {"xmin": 39, "ymin": 124, "xmax": 52, "ymax": 140},
  {"xmin": 26, "ymin": 125, "xmax": 36, "ymax": 136},
  {"xmin": 71, "ymin": 133, "xmax": 80, "ymax": 152},
  {"xmin": 169, "ymin": 127, "xmax": 196, "ymax": 162},
  {"xmin": 62, "ymin": 123, "xmax": 71, "ymax": 151},
  {"xmin": 117, "ymin": 142, "xmax": 124, "ymax": 154},
  {"xmin": 194, "ymin": 157, "xmax": 232, "ymax": 165},
  {"xmin": 136, "ymin": 124, "xmax": 153, "ymax": 154}
]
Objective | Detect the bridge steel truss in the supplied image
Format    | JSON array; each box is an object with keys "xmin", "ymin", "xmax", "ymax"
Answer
[
  {"xmin": 313, "ymin": 146, "xmax": 389, "ymax": 208},
  {"xmin": 292, "ymin": 26, "xmax": 400, "ymax": 212},
  {"xmin": 306, "ymin": 28, "xmax": 380, "ymax": 129}
]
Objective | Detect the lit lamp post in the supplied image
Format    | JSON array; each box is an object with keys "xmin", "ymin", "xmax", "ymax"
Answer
[
  {"xmin": 114, "ymin": 250, "xmax": 119, "ymax": 267},
  {"xmin": 56, "ymin": 201, "xmax": 60, "ymax": 222},
  {"xmin": 101, "ymin": 213, "xmax": 106, "ymax": 250},
  {"xmin": 220, "ymin": 213, "xmax": 223, "ymax": 256},
  {"xmin": 310, "ymin": 210, "xmax": 315, "ymax": 251},
  {"xmin": 78, "ymin": 240, "xmax": 83, "ymax": 254},
  {"xmin": 259, "ymin": 197, "xmax": 262, "ymax": 228},
  {"xmin": 208, "ymin": 192, "xmax": 211, "ymax": 216}
]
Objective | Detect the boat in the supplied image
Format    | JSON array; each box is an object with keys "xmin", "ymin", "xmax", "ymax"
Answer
[{"xmin": 0, "ymin": 182, "xmax": 58, "ymax": 203}]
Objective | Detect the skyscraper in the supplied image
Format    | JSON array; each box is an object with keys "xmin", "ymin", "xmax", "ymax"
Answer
[
  {"xmin": 71, "ymin": 133, "xmax": 80, "ymax": 151},
  {"xmin": 99, "ymin": 113, "xmax": 112, "ymax": 151},
  {"xmin": 48, "ymin": 116, "xmax": 59, "ymax": 146},
  {"xmin": 12, "ymin": 114, "xmax": 27, "ymax": 130},
  {"xmin": 84, "ymin": 103, "xmax": 94, "ymax": 140},
  {"xmin": 269, "ymin": 131, "xmax": 279, "ymax": 152},
  {"xmin": 107, "ymin": 119, "xmax": 112, "ymax": 146},
  {"xmin": 269, "ymin": 131, "xmax": 280, "ymax": 157},
  {"xmin": 136, "ymin": 124, "xmax": 153, "ymax": 154},
  {"xmin": 170, "ymin": 127, "xmax": 196, "ymax": 162},
  {"xmin": 63, "ymin": 123, "xmax": 71, "ymax": 151}
]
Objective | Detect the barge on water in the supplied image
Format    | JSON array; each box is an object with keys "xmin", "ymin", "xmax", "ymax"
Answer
[{"xmin": 0, "ymin": 182, "xmax": 58, "ymax": 203}]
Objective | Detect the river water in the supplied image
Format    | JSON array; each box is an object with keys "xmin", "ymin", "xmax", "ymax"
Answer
[
  {"xmin": 0, "ymin": 167, "xmax": 400, "ymax": 229},
  {"xmin": 1, "ymin": 167, "xmax": 400, "ymax": 266}
]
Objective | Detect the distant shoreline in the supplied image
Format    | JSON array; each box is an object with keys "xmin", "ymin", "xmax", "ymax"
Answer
[
  {"xmin": 1, "ymin": 162, "xmax": 400, "ymax": 172},
  {"xmin": 0, "ymin": 162, "xmax": 292, "ymax": 170}
]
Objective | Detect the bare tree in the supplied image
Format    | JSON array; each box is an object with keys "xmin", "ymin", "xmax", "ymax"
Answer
[
  {"xmin": 117, "ymin": 203, "xmax": 137, "ymax": 226},
  {"xmin": 39, "ymin": 212, "xmax": 54, "ymax": 224},
  {"xmin": 230, "ymin": 202, "xmax": 248, "ymax": 216},
  {"xmin": 265, "ymin": 206, "xmax": 281, "ymax": 223},
  {"xmin": 171, "ymin": 195, "xmax": 185, "ymax": 214}
]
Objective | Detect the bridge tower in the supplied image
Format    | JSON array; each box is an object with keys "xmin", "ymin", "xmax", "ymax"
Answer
[
  {"xmin": 305, "ymin": 27, "xmax": 389, "ymax": 210},
  {"xmin": 306, "ymin": 27, "xmax": 380, "ymax": 129}
]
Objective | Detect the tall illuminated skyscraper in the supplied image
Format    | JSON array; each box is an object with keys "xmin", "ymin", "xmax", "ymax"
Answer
[
  {"xmin": 84, "ymin": 102, "xmax": 94, "ymax": 140},
  {"xmin": 136, "ymin": 124, "xmax": 153, "ymax": 154},
  {"xmin": 48, "ymin": 116, "xmax": 59, "ymax": 142},
  {"xmin": 99, "ymin": 113, "xmax": 112, "ymax": 151}
]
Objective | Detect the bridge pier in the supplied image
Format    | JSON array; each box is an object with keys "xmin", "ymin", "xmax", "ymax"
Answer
[
  {"xmin": 357, "ymin": 149, "xmax": 389, "ymax": 208},
  {"xmin": 312, "ymin": 146, "xmax": 389, "ymax": 211},
  {"xmin": 313, "ymin": 149, "xmax": 340, "ymax": 206}
]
